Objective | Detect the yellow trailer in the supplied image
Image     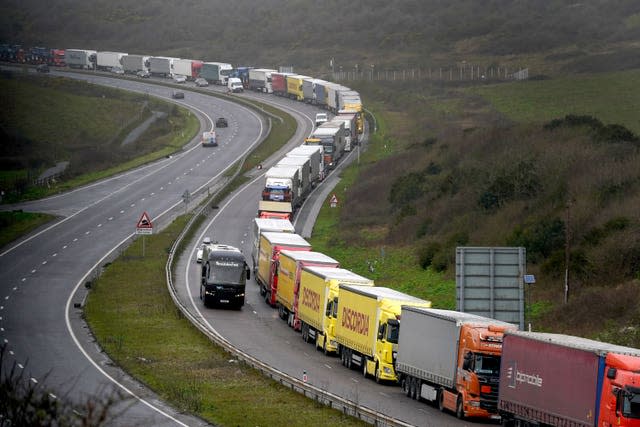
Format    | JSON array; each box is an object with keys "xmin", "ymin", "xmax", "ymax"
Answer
[
  {"xmin": 297, "ymin": 266, "xmax": 374, "ymax": 354},
  {"xmin": 276, "ymin": 250, "xmax": 340, "ymax": 329},
  {"xmin": 256, "ymin": 232, "xmax": 311, "ymax": 306},
  {"xmin": 336, "ymin": 285, "xmax": 431, "ymax": 383},
  {"xmin": 285, "ymin": 74, "xmax": 309, "ymax": 101}
]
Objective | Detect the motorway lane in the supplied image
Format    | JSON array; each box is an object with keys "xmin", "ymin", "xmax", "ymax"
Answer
[
  {"xmin": 173, "ymin": 93, "xmax": 496, "ymax": 426},
  {"xmin": 0, "ymin": 74, "xmax": 270, "ymax": 425}
]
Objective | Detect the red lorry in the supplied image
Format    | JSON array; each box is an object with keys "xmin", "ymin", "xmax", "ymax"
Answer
[{"xmin": 498, "ymin": 331, "xmax": 640, "ymax": 427}]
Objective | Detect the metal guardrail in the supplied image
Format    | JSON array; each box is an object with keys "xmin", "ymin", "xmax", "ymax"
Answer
[{"xmin": 163, "ymin": 162, "xmax": 413, "ymax": 427}]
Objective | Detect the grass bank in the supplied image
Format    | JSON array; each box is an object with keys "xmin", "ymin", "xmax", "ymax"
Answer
[
  {"xmin": 0, "ymin": 211, "xmax": 55, "ymax": 249},
  {"xmin": 84, "ymin": 216, "xmax": 365, "ymax": 426}
]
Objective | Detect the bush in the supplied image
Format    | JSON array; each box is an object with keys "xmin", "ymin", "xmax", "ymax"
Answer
[
  {"xmin": 418, "ymin": 241, "xmax": 441, "ymax": 269},
  {"xmin": 507, "ymin": 217, "xmax": 565, "ymax": 263}
]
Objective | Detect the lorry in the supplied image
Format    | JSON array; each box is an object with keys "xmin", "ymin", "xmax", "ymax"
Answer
[
  {"xmin": 286, "ymin": 74, "xmax": 311, "ymax": 101},
  {"xmin": 276, "ymin": 156, "xmax": 313, "ymax": 197},
  {"xmin": 304, "ymin": 120, "xmax": 346, "ymax": 169},
  {"xmin": 257, "ymin": 200, "xmax": 293, "ymax": 220},
  {"xmin": 96, "ymin": 51, "xmax": 127, "ymax": 71},
  {"xmin": 271, "ymin": 72, "xmax": 293, "ymax": 97},
  {"xmin": 149, "ymin": 56, "xmax": 177, "ymax": 77},
  {"xmin": 251, "ymin": 218, "xmax": 295, "ymax": 274},
  {"xmin": 262, "ymin": 166, "xmax": 301, "ymax": 210},
  {"xmin": 65, "ymin": 49, "xmax": 96, "ymax": 69},
  {"xmin": 498, "ymin": 331, "xmax": 640, "ymax": 427},
  {"xmin": 199, "ymin": 62, "xmax": 233, "ymax": 85},
  {"xmin": 336, "ymin": 111, "xmax": 357, "ymax": 151},
  {"xmin": 325, "ymin": 83, "xmax": 351, "ymax": 112},
  {"xmin": 121, "ymin": 54, "xmax": 150, "ymax": 74},
  {"xmin": 50, "ymin": 49, "xmax": 66, "ymax": 67},
  {"xmin": 275, "ymin": 251, "xmax": 340, "ymax": 329},
  {"xmin": 248, "ymin": 68, "xmax": 277, "ymax": 93},
  {"xmin": 200, "ymin": 243, "xmax": 250, "ymax": 309},
  {"xmin": 298, "ymin": 267, "xmax": 374, "ymax": 354},
  {"xmin": 255, "ymin": 232, "xmax": 311, "ymax": 306},
  {"xmin": 227, "ymin": 77, "xmax": 244, "ymax": 93},
  {"xmin": 302, "ymin": 79, "xmax": 328, "ymax": 105},
  {"xmin": 335, "ymin": 285, "xmax": 431, "ymax": 383},
  {"xmin": 286, "ymin": 144, "xmax": 324, "ymax": 182},
  {"xmin": 173, "ymin": 59, "xmax": 203, "ymax": 80},
  {"xmin": 395, "ymin": 307, "xmax": 517, "ymax": 420}
]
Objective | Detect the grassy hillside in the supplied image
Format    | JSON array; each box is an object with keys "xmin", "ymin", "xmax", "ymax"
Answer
[{"xmin": 0, "ymin": 72, "xmax": 197, "ymax": 202}]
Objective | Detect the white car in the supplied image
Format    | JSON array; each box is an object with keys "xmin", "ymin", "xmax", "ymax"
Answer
[
  {"xmin": 195, "ymin": 77, "xmax": 209, "ymax": 87},
  {"xmin": 173, "ymin": 74, "xmax": 187, "ymax": 83},
  {"xmin": 196, "ymin": 237, "xmax": 214, "ymax": 263}
]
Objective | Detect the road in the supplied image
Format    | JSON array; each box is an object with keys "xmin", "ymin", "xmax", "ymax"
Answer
[
  {"xmin": 1, "ymin": 70, "xmax": 495, "ymax": 426},
  {"xmin": 0, "ymin": 71, "xmax": 277, "ymax": 426}
]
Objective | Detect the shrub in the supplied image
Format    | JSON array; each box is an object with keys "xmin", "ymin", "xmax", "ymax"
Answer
[
  {"xmin": 418, "ymin": 241, "xmax": 441, "ymax": 269},
  {"xmin": 507, "ymin": 217, "xmax": 565, "ymax": 263}
]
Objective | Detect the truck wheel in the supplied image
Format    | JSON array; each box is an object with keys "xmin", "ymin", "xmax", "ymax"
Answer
[
  {"xmin": 323, "ymin": 339, "xmax": 329, "ymax": 356},
  {"xmin": 301, "ymin": 324, "xmax": 308, "ymax": 342},
  {"xmin": 345, "ymin": 349, "xmax": 352, "ymax": 369},
  {"xmin": 374, "ymin": 364, "xmax": 381, "ymax": 383},
  {"xmin": 259, "ymin": 284, "xmax": 266, "ymax": 296},
  {"xmin": 438, "ymin": 389, "xmax": 445, "ymax": 412},
  {"xmin": 456, "ymin": 396, "xmax": 465, "ymax": 419},
  {"xmin": 402, "ymin": 377, "xmax": 411, "ymax": 396},
  {"xmin": 409, "ymin": 378, "xmax": 417, "ymax": 399}
]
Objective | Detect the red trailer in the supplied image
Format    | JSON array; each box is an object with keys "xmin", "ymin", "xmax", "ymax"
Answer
[
  {"xmin": 270, "ymin": 72, "xmax": 292, "ymax": 97},
  {"xmin": 498, "ymin": 331, "xmax": 640, "ymax": 427}
]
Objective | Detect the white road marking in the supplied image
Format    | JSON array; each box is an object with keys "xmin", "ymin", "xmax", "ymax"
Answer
[
  {"xmin": 18, "ymin": 363, "xmax": 23, "ymax": 369},
  {"xmin": 30, "ymin": 378, "xmax": 37, "ymax": 384},
  {"xmin": 63, "ymin": 245, "xmax": 67, "ymax": 249},
  {"xmin": 85, "ymin": 231, "xmax": 90, "ymax": 235},
  {"xmin": 73, "ymin": 238, "xmax": 78, "ymax": 242},
  {"xmin": 324, "ymin": 364, "xmax": 332, "ymax": 369},
  {"xmin": 42, "ymin": 260, "xmax": 47, "ymax": 264},
  {"xmin": 31, "ymin": 269, "xmax": 36, "ymax": 273},
  {"xmin": 53, "ymin": 253, "xmax": 58, "ymax": 256},
  {"xmin": 351, "ymin": 378, "xmax": 359, "ymax": 383}
]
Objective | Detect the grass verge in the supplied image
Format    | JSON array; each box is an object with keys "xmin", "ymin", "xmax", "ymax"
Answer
[
  {"xmin": 0, "ymin": 211, "xmax": 55, "ymax": 249},
  {"xmin": 83, "ymin": 216, "xmax": 366, "ymax": 427}
]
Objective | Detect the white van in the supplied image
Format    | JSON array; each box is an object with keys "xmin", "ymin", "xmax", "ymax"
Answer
[{"xmin": 228, "ymin": 77, "xmax": 243, "ymax": 93}]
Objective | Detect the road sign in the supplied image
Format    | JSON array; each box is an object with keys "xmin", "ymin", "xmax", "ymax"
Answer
[
  {"xmin": 136, "ymin": 211, "xmax": 153, "ymax": 235},
  {"xmin": 330, "ymin": 194, "xmax": 338, "ymax": 208}
]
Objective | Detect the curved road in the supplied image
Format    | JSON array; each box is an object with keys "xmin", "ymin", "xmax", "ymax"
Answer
[{"xmin": 0, "ymin": 71, "xmax": 278, "ymax": 426}]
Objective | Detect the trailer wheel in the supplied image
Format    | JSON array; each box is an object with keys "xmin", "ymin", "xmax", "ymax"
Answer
[
  {"xmin": 402, "ymin": 377, "xmax": 410, "ymax": 396},
  {"xmin": 345, "ymin": 349, "xmax": 352, "ymax": 369},
  {"xmin": 301, "ymin": 323, "xmax": 308, "ymax": 342},
  {"xmin": 409, "ymin": 377, "xmax": 417, "ymax": 400},
  {"xmin": 456, "ymin": 396, "xmax": 465, "ymax": 419},
  {"xmin": 437, "ymin": 389, "xmax": 445, "ymax": 412},
  {"xmin": 363, "ymin": 360, "xmax": 369, "ymax": 378}
]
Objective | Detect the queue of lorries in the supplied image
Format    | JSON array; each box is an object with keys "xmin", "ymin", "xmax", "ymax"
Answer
[{"xmin": 7, "ymin": 42, "xmax": 639, "ymax": 426}]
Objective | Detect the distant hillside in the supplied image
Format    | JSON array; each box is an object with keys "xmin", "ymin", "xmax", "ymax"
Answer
[{"xmin": 2, "ymin": 0, "xmax": 640, "ymax": 74}]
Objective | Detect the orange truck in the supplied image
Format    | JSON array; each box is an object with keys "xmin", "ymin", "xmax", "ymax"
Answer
[
  {"xmin": 297, "ymin": 267, "xmax": 374, "ymax": 354},
  {"xmin": 275, "ymin": 250, "xmax": 340, "ymax": 330},
  {"xmin": 335, "ymin": 285, "xmax": 431, "ymax": 383},
  {"xmin": 395, "ymin": 307, "xmax": 517, "ymax": 420},
  {"xmin": 255, "ymin": 232, "xmax": 311, "ymax": 306}
]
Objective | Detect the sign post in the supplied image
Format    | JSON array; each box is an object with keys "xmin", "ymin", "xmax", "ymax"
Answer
[{"xmin": 136, "ymin": 211, "xmax": 153, "ymax": 257}]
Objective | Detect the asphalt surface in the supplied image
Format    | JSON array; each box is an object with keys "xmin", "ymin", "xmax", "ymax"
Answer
[{"xmin": 0, "ymin": 70, "xmax": 495, "ymax": 426}]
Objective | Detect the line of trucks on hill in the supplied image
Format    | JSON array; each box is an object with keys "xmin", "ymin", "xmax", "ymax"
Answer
[{"xmin": 244, "ymin": 215, "xmax": 640, "ymax": 425}]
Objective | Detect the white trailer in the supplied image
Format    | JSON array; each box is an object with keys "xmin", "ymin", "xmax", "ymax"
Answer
[
  {"xmin": 65, "ymin": 49, "xmax": 96, "ymax": 69},
  {"xmin": 149, "ymin": 56, "xmax": 178, "ymax": 77},
  {"xmin": 173, "ymin": 59, "xmax": 194, "ymax": 80},
  {"xmin": 251, "ymin": 218, "xmax": 295, "ymax": 273},
  {"xmin": 286, "ymin": 145, "xmax": 324, "ymax": 182},
  {"xmin": 277, "ymin": 156, "xmax": 312, "ymax": 199},
  {"xmin": 96, "ymin": 51, "xmax": 127, "ymax": 71},
  {"xmin": 248, "ymin": 68, "xmax": 277, "ymax": 93},
  {"xmin": 121, "ymin": 55, "xmax": 150, "ymax": 73}
]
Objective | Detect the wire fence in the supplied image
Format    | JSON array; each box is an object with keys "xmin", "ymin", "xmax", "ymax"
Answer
[{"xmin": 331, "ymin": 66, "xmax": 529, "ymax": 82}]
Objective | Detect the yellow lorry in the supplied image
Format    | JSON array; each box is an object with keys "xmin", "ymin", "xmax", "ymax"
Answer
[
  {"xmin": 336, "ymin": 285, "xmax": 431, "ymax": 383},
  {"xmin": 285, "ymin": 74, "xmax": 309, "ymax": 101},
  {"xmin": 256, "ymin": 232, "xmax": 311, "ymax": 306},
  {"xmin": 297, "ymin": 266, "xmax": 374, "ymax": 355},
  {"xmin": 275, "ymin": 250, "xmax": 340, "ymax": 330}
]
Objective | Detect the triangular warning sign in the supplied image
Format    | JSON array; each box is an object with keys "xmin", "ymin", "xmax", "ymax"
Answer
[
  {"xmin": 136, "ymin": 211, "xmax": 153, "ymax": 229},
  {"xmin": 330, "ymin": 194, "xmax": 338, "ymax": 204}
]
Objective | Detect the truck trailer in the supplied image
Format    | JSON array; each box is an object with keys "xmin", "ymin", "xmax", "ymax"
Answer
[
  {"xmin": 251, "ymin": 218, "xmax": 295, "ymax": 274},
  {"xmin": 200, "ymin": 244, "xmax": 250, "ymax": 309},
  {"xmin": 275, "ymin": 251, "xmax": 340, "ymax": 330},
  {"xmin": 96, "ymin": 51, "xmax": 127, "ymax": 71},
  {"xmin": 286, "ymin": 144, "xmax": 324, "ymax": 183},
  {"xmin": 257, "ymin": 200, "xmax": 293, "ymax": 220},
  {"xmin": 121, "ymin": 54, "xmax": 150, "ymax": 74},
  {"xmin": 396, "ymin": 307, "xmax": 517, "ymax": 420},
  {"xmin": 173, "ymin": 59, "xmax": 203, "ymax": 80},
  {"xmin": 498, "ymin": 331, "xmax": 640, "ymax": 427},
  {"xmin": 255, "ymin": 232, "xmax": 311, "ymax": 306},
  {"xmin": 271, "ymin": 72, "xmax": 293, "ymax": 97},
  {"xmin": 304, "ymin": 120, "xmax": 346, "ymax": 169},
  {"xmin": 336, "ymin": 285, "xmax": 431, "ymax": 383},
  {"xmin": 149, "ymin": 56, "xmax": 177, "ymax": 77},
  {"xmin": 276, "ymin": 156, "xmax": 313, "ymax": 197},
  {"xmin": 262, "ymin": 166, "xmax": 301, "ymax": 212},
  {"xmin": 65, "ymin": 49, "xmax": 96, "ymax": 69},
  {"xmin": 248, "ymin": 68, "xmax": 277, "ymax": 93},
  {"xmin": 336, "ymin": 111, "xmax": 358, "ymax": 151},
  {"xmin": 298, "ymin": 267, "xmax": 373, "ymax": 354}
]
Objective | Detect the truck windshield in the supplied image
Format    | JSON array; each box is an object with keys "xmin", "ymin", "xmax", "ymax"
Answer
[
  {"xmin": 322, "ymin": 143, "xmax": 334, "ymax": 153},
  {"xmin": 474, "ymin": 354, "xmax": 500, "ymax": 376},
  {"xmin": 387, "ymin": 322, "xmax": 400, "ymax": 344},
  {"xmin": 208, "ymin": 260, "xmax": 245, "ymax": 285},
  {"xmin": 622, "ymin": 386, "xmax": 640, "ymax": 419}
]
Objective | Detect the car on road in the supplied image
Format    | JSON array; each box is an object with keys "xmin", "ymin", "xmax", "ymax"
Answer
[
  {"xmin": 195, "ymin": 77, "xmax": 209, "ymax": 87},
  {"xmin": 171, "ymin": 91, "xmax": 184, "ymax": 99},
  {"xmin": 173, "ymin": 74, "xmax": 187, "ymax": 83},
  {"xmin": 110, "ymin": 66, "xmax": 125, "ymax": 75},
  {"xmin": 196, "ymin": 237, "xmax": 214, "ymax": 263},
  {"xmin": 136, "ymin": 70, "xmax": 150, "ymax": 78},
  {"xmin": 36, "ymin": 64, "xmax": 50, "ymax": 73},
  {"xmin": 216, "ymin": 117, "xmax": 228, "ymax": 128}
]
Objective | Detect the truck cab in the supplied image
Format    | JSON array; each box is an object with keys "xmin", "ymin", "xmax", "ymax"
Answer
[{"xmin": 600, "ymin": 352, "xmax": 640, "ymax": 426}]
